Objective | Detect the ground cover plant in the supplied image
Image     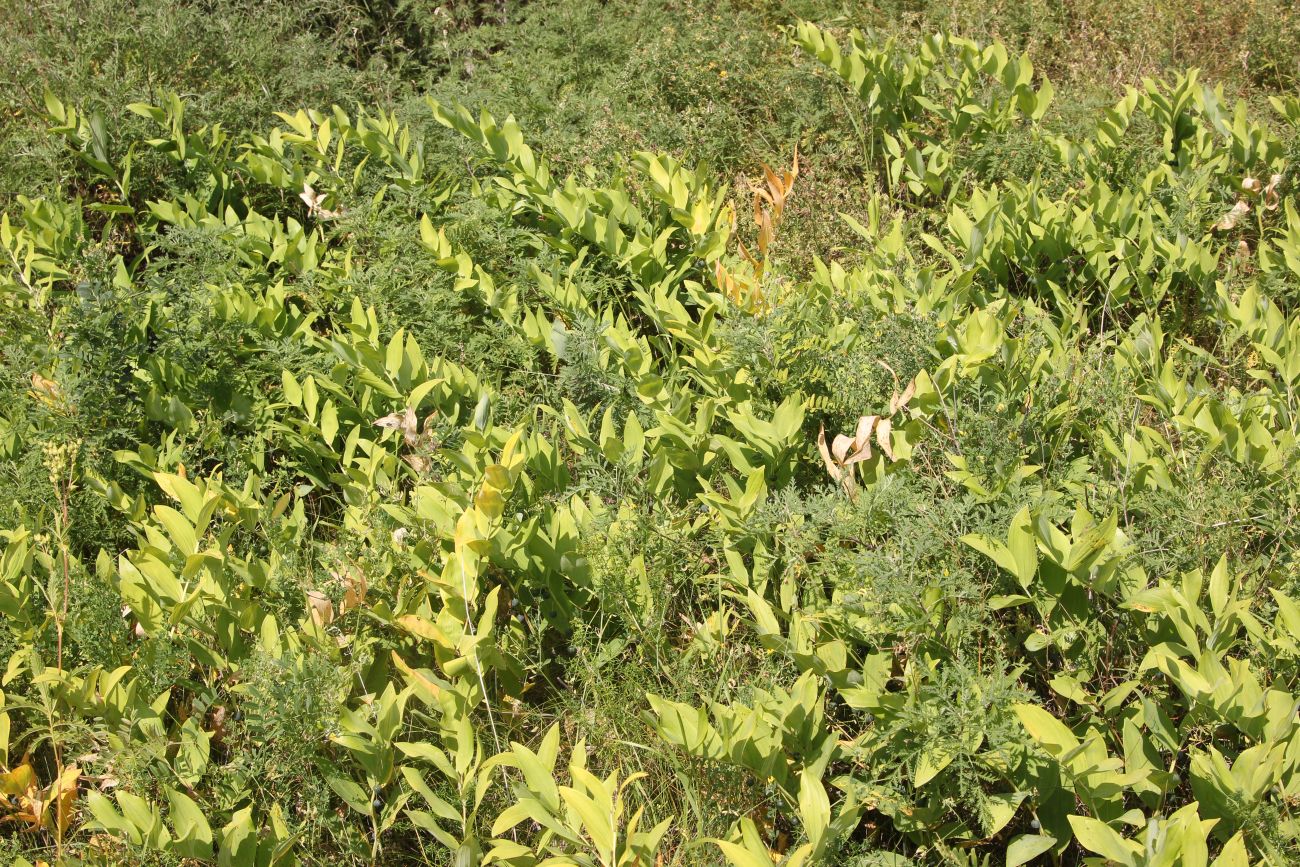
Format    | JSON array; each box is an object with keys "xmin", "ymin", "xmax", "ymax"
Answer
[{"xmin": 2, "ymin": 0, "xmax": 1300, "ymax": 864}]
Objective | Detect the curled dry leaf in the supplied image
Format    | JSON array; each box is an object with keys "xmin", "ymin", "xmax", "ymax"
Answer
[
  {"xmin": 299, "ymin": 183, "xmax": 343, "ymax": 219},
  {"xmin": 1215, "ymin": 199, "xmax": 1250, "ymax": 231},
  {"xmin": 818, "ymin": 411, "xmax": 903, "ymax": 497},
  {"xmin": 1264, "ymin": 173, "xmax": 1283, "ymax": 210},
  {"xmin": 337, "ymin": 567, "xmax": 368, "ymax": 613},
  {"xmin": 306, "ymin": 589, "xmax": 334, "ymax": 626},
  {"xmin": 401, "ymin": 409, "xmax": 420, "ymax": 445},
  {"xmin": 209, "ymin": 705, "xmax": 228, "ymax": 746},
  {"xmin": 830, "ymin": 433, "xmax": 855, "ymax": 464},
  {"xmin": 889, "ymin": 378, "xmax": 917, "ymax": 416},
  {"xmin": 844, "ymin": 415, "xmax": 877, "ymax": 466},
  {"xmin": 1241, "ymin": 175, "xmax": 1283, "ymax": 210},
  {"xmin": 819, "ymin": 397, "xmax": 911, "ymax": 492},
  {"xmin": 124, "ymin": 603, "xmax": 145, "ymax": 636},
  {"xmin": 758, "ymin": 210, "xmax": 774, "ymax": 258},
  {"xmin": 854, "ymin": 413, "xmax": 875, "ymax": 443},
  {"xmin": 28, "ymin": 373, "xmax": 65, "ymax": 409},
  {"xmin": 816, "ymin": 424, "xmax": 842, "ymax": 483},
  {"xmin": 49, "ymin": 764, "xmax": 80, "ymax": 836},
  {"xmin": 374, "ymin": 406, "xmax": 419, "ymax": 445},
  {"xmin": 875, "ymin": 417, "xmax": 895, "ymax": 461}
]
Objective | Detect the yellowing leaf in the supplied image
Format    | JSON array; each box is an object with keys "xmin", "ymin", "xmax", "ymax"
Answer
[
  {"xmin": 711, "ymin": 839, "xmax": 778, "ymax": 867},
  {"xmin": 391, "ymin": 652, "xmax": 445, "ymax": 704},
  {"xmin": 1012, "ymin": 703, "xmax": 1079, "ymax": 756},
  {"xmin": 559, "ymin": 786, "xmax": 614, "ymax": 860},
  {"xmin": 50, "ymin": 764, "xmax": 80, "ymax": 836},
  {"xmin": 29, "ymin": 373, "xmax": 63, "ymax": 407},
  {"xmin": 1212, "ymin": 832, "xmax": 1250, "ymax": 867},
  {"xmin": 1, "ymin": 761, "xmax": 35, "ymax": 796},
  {"xmin": 395, "ymin": 615, "xmax": 453, "ymax": 648}
]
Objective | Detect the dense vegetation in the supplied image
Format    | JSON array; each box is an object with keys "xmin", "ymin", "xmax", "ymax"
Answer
[{"xmin": 3, "ymin": 1, "xmax": 1300, "ymax": 864}]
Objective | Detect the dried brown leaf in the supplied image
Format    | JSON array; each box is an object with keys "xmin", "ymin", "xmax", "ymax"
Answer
[
  {"xmin": 340, "ymin": 568, "xmax": 368, "ymax": 613},
  {"xmin": 891, "ymin": 379, "xmax": 917, "ymax": 416},
  {"xmin": 843, "ymin": 445, "xmax": 873, "ymax": 466},
  {"xmin": 1215, "ymin": 199, "xmax": 1251, "ymax": 231},
  {"xmin": 763, "ymin": 164, "xmax": 783, "ymax": 199},
  {"xmin": 374, "ymin": 407, "xmax": 419, "ymax": 445},
  {"xmin": 300, "ymin": 183, "xmax": 342, "ymax": 219},
  {"xmin": 816, "ymin": 424, "xmax": 841, "ymax": 482},
  {"xmin": 1264, "ymin": 173, "xmax": 1284, "ymax": 210},
  {"xmin": 854, "ymin": 415, "xmax": 877, "ymax": 448},
  {"xmin": 831, "ymin": 433, "xmax": 856, "ymax": 465},
  {"xmin": 306, "ymin": 589, "xmax": 334, "ymax": 626},
  {"xmin": 51, "ymin": 765, "xmax": 79, "ymax": 836},
  {"xmin": 758, "ymin": 211, "xmax": 773, "ymax": 258},
  {"xmin": 876, "ymin": 417, "xmax": 895, "ymax": 461}
]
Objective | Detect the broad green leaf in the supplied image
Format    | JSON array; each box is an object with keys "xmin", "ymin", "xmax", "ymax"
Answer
[
  {"xmin": 1211, "ymin": 832, "xmax": 1250, "ymax": 867},
  {"xmin": 960, "ymin": 533, "xmax": 1018, "ymax": 577},
  {"xmin": 154, "ymin": 505, "xmax": 198, "ymax": 556},
  {"xmin": 510, "ymin": 742, "xmax": 561, "ymax": 814},
  {"xmin": 1006, "ymin": 833, "xmax": 1057, "ymax": 867},
  {"xmin": 174, "ymin": 716, "xmax": 211, "ymax": 786},
  {"xmin": 327, "ymin": 776, "xmax": 372, "ymax": 813},
  {"xmin": 985, "ymin": 792, "xmax": 1025, "ymax": 836},
  {"xmin": 1068, "ymin": 815, "xmax": 1138, "ymax": 866},
  {"xmin": 711, "ymin": 839, "xmax": 778, "ymax": 867},
  {"xmin": 1007, "ymin": 506, "xmax": 1037, "ymax": 586},
  {"xmin": 320, "ymin": 400, "xmax": 339, "ymax": 444},
  {"xmin": 167, "ymin": 788, "xmax": 213, "ymax": 856},
  {"xmin": 559, "ymin": 786, "xmax": 614, "ymax": 860},
  {"xmin": 1012, "ymin": 704, "xmax": 1079, "ymax": 756},
  {"xmin": 798, "ymin": 769, "xmax": 830, "ymax": 845},
  {"xmin": 914, "ymin": 744, "xmax": 956, "ymax": 788}
]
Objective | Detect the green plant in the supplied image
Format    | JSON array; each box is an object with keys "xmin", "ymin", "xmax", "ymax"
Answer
[{"xmin": 3, "ymin": 4, "xmax": 1300, "ymax": 865}]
